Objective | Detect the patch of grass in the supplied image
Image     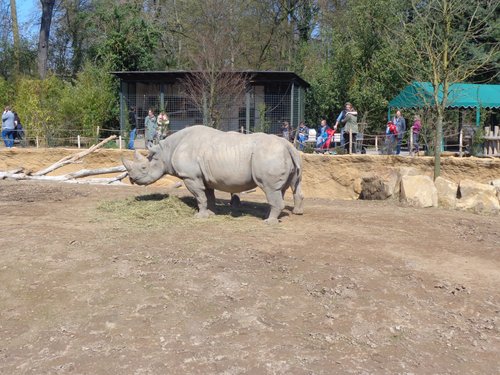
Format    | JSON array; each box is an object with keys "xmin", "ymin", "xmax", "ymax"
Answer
[{"xmin": 97, "ymin": 193, "xmax": 197, "ymax": 227}]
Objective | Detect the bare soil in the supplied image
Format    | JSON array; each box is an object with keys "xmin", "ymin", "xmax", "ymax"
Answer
[{"xmin": 0, "ymin": 149, "xmax": 499, "ymax": 374}]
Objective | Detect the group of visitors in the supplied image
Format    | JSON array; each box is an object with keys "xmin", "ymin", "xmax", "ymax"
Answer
[
  {"xmin": 125, "ymin": 105, "xmax": 420, "ymax": 155},
  {"xmin": 385, "ymin": 110, "xmax": 421, "ymax": 155},
  {"xmin": 282, "ymin": 103, "xmax": 422, "ymax": 156},
  {"xmin": 287, "ymin": 101, "xmax": 359, "ymax": 154},
  {"xmin": 128, "ymin": 108, "xmax": 170, "ymax": 150},
  {"xmin": 2, "ymin": 106, "xmax": 24, "ymax": 148}
]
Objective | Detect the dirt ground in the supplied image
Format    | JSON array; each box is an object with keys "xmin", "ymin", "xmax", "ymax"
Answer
[{"xmin": 0, "ymin": 149, "xmax": 499, "ymax": 374}]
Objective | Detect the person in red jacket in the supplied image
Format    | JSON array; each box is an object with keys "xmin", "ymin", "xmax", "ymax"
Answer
[{"xmin": 385, "ymin": 121, "xmax": 398, "ymax": 155}]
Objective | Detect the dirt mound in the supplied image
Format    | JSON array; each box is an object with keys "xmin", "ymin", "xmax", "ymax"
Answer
[{"xmin": 1, "ymin": 148, "xmax": 498, "ymax": 198}]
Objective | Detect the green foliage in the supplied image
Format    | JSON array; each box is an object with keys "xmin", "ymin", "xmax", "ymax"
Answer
[
  {"xmin": 14, "ymin": 75, "xmax": 65, "ymax": 143},
  {"xmin": 85, "ymin": 1, "xmax": 161, "ymax": 71},
  {"xmin": 471, "ymin": 127, "xmax": 485, "ymax": 157},
  {"xmin": 0, "ymin": 77, "xmax": 14, "ymax": 108},
  {"xmin": 255, "ymin": 103, "xmax": 271, "ymax": 133},
  {"xmin": 59, "ymin": 61, "xmax": 118, "ymax": 137},
  {"xmin": 302, "ymin": 58, "xmax": 340, "ymax": 125},
  {"xmin": 302, "ymin": 143, "xmax": 315, "ymax": 154}
]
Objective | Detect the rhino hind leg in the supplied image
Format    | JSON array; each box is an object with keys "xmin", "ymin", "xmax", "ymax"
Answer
[
  {"xmin": 230, "ymin": 193, "xmax": 241, "ymax": 208},
  {"xmin": 183, "ymin": 178, "xmax": 215, "ymax": 218},
  {"xmin": 262, "ymin": 189, "xmax": 285, "ymax": 224},
  {"xmin": 205, "ymin": 188, "xmax": 217, "ymax": 213},
  {"xmin": 290, "ymin": 172, "xmax": 304, "ymax": 215}
]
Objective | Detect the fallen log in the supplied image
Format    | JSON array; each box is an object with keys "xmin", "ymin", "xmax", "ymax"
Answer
[
  {"xmin": 32, "ymin": 135, "xmax": 117, "ymax": 176},
  {"xmin": 1, "ymin": 166, "xmax": 128, "ymax": 184},
  {"xmin": 65, "ymin": 165, "xmax": 126, "ymax": 179}
]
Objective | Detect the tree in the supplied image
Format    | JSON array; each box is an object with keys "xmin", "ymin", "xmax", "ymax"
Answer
[
  {"xmin": 38, "ymin": 0, "xmax": 56, "ymax": 79},
  {"xmin": 84, "ymin": 0, "xmax": 161, "ymax": 71},
  {"xmin": 392, "ymin": 0, "xmax": 499, "ymax": 178},
  {"xmin": 10, "ymin": 0, "xmax": 20, "ymax": 77},
  {"xmin": 177, "ymin": 0, "xmax": 249, "ymax": 128}
]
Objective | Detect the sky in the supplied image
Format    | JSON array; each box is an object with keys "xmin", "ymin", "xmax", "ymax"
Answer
[{"xmin": 16, "ymin": 0, "xmax": 39, "ymax": 37}]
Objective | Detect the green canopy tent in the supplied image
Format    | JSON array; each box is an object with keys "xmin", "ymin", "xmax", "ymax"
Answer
[{"xmin": 388, "ymin": 82, "xmax": 500, "ymax": 126}]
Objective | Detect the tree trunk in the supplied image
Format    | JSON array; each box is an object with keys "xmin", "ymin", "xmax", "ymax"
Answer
[
  {"xmin": 37, "ymin": 0, "xmax": 56, "ymax": 79},
  {"xmin": 10, "ymin": 0, "xmax": 20, "ymax": 77},
  {"xmin": 434, "ymin": 112, "xmax": 443, "ymax": 180}
]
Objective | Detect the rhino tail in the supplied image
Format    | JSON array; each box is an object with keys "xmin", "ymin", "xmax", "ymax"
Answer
[{"xmin": 287, "ymin": 142, "xmax": 302, "ymax": 177}]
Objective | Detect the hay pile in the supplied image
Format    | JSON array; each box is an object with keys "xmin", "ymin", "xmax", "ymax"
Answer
[{"xmin": 97, "ymin": 193, "xmax": 197, "ymax": 227}]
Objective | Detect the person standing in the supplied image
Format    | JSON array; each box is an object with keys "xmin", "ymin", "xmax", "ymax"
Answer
[
  {"xmin": 334, "ymin": 103, "xmax": 348, "ymax": 130},
  {"xmin": 385, "ymin": 120, "xmax": 398, "ymax": 155},
  {"xmin": 411, "ymin": 114, "xmax": 422, "ymax": 154},
  {"xmin": 144, "ymin": 108, "xmax": 157, "ymax": 148},
  {"xmin": 316, "ymin": 118, "xmax": 330, "ymax": 148},
  {"xmin": 335, "ymin": 102, "xmax": 358, "ymax": 153},
  {"xmin": 157, "ymin": 111, "xmax": 170, "ymax": 140},
  {"xmin": 393, "ymin": 110, "xmax": 406, "ymax": 155},
  {"xmin": 297, "ymin": 121, "xmax": 309, "ymax": 150},
  {"xmin": 2, "ymin": 106, "xmax": 15, "ymax": 148},
  {"xmin": 128, "ymin": 107, "xmax": 137, "ymax": 150},
  {"xmin": 281, "ymin": 121, "xmax": 292, "ymax": 142}
]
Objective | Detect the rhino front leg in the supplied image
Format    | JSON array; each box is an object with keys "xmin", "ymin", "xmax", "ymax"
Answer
[
  {"xmin": 262, "ymin": 189, "xmax": 285, "ymax": 224},
  {"xmin": 183, "ymin": 178, "xmax": 216, "ymax": 218}
]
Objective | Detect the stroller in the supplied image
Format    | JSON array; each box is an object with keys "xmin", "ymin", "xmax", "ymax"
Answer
[{"xmin": 14, "ymin": 123, "xmax": 26, "ymax": 146}]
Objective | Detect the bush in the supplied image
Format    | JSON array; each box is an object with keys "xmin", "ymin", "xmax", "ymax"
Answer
[{"xmin": 14, "ymin": 75, "xmax": 65, "ymax": 143}]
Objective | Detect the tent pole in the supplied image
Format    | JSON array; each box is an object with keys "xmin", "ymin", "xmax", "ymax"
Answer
[{"xmin": 476, "ymin": 106, "xmax": 480, "ymax": 127}]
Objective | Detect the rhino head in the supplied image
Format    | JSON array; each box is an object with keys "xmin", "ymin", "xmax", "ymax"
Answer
[{"xmin": 122, "ymin": 145, "xmax": 166, "ymax": 185}]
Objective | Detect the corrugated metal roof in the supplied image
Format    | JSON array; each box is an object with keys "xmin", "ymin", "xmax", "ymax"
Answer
[{"xmin": 111, "ymin": 70, "xmax": 310, "ymax": 88}]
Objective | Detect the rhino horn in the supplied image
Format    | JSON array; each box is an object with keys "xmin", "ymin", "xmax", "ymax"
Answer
[
  {"xmin": 134, "ymin": 150, "xmax": 148, "ymax": 162},
  {"xmin": 121, "ymin": 157, "xmax": 135, "ymax": 171}
]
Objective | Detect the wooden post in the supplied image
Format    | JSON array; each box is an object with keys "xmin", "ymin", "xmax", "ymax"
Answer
[
  {"xmin": 375, "ymin": 135, "xmax": 378, "ymax": 152},
  {"xmin": 119, "ymin": 135, "xmax": 122, "ymax": 150},
  {"xmin": 349, "ymin": 129, "xmax": 352, "ymax": 154},
  {"xmin": 494, "ymin": 126, "xmax": 499, "ymax": 156},
  {"xmin": 77, "ymin": 135, "xmax": 81, "ymax": 149},
  {"xmin": 459, "ymin": 129, "xmax": 463, "ymax": 157},
  {"xmin": 410, "ymin": 126, "xmax": 414, "ymax": 156},
  {"xmin": 484, "ymin": 126, "xmax": 490, "ymax": 156},
  {"xmin": 36, "ymin": 136, "xmax": 39, "ymax": 148}
]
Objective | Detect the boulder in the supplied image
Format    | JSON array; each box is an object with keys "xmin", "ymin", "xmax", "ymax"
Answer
[
  {"xmin": 400, "ymin": 175, "xmax": 438, "ymax": 208},
  {"xmin": 434, "ymin": 176, "xmax": 458, "ymax": 209},
  {"xmin": 395, "ymin": 167, "xmax": 420, "ymax": 195},
  {"xmin": 457, "ymin": 179, "xmax": 500, "ymax": 215},
  {"xmin": 359, "ymin": 170, "xmax": 399, "ymax": 200},
  {"xmin": 490, "ymin": 179, "xmax": 500, "ymax": 199}
]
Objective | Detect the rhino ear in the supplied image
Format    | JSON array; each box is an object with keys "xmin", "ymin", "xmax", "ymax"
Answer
[
  {"xmin": 147, "ymin": 144, "xmax": 161, "ymax": 155},
  {"xmin": 134, "ymin": 150, "xmax": 148, "ymax": 162}
]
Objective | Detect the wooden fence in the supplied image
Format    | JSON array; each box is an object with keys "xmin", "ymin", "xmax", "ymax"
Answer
[{"xmin": 483, "ymin": 126, "xmax": 499, "ymax": 157}]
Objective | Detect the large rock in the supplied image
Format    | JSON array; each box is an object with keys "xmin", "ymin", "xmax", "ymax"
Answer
[
  {"xmin": 359, "ymin": 170, "xmax": 399, "ymax": 200},
  {"xmin": 400, "ymin": 175, "xmax": 438, "ymax": 208},
  {"xmin": 457, "ymin": 179, "xmax": 500, "ymax": 215},
  {"xmin": 395, "ymin": 167, "xmax": 420, "ymax": 196},
  {"xmin": 434, "ymin": 176, "xmax": 458, "ymax": 209},
  {"xmin": 490, "ymin": 179, "xmax": 500, "ymax": 199}
]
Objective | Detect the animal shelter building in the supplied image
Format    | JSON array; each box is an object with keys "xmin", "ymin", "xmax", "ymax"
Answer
[{"xmin": 113, "ymin": 71, "xmax": 309, "ymax": 136}]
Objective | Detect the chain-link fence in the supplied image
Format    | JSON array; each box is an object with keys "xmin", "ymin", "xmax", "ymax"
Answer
[{"xmin": 120, "ymin": 82, "xmax": 305, "ymax": 137}]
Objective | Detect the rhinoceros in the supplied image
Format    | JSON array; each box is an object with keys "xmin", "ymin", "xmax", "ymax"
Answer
[{"xmin": 122, "ymin": 125, "xmax": 303, "ymax": 224}]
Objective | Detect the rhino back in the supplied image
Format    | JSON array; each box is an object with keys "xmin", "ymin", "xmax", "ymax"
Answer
[{"xmin": 198, "ymin": 132, "xmax": 257, "ymax": 192}]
